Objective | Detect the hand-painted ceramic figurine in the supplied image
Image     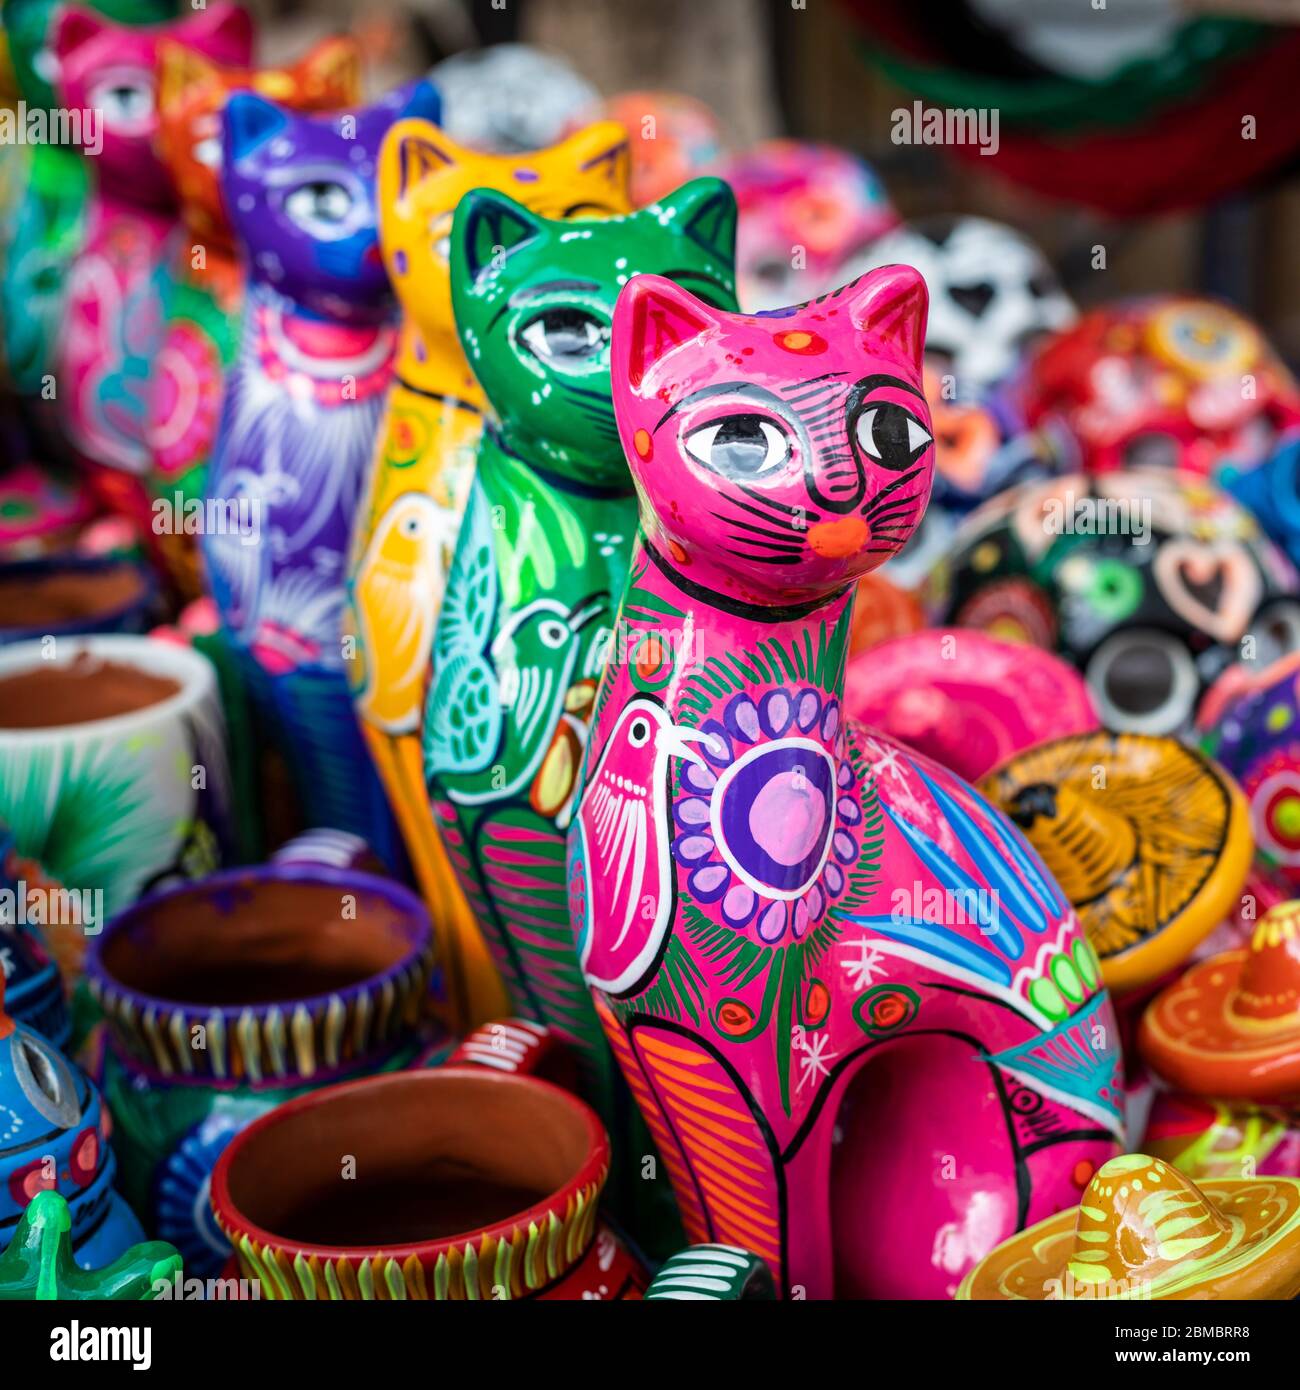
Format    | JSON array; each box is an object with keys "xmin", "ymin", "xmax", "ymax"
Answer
[
  {"xmin": 0, "ymin": 1190, "xmax": 180, "ymax": 1299},
  {"xmin": 843, "ymin": 628, "xmax": 1098, "ymax": 783},
  {"xmin": 1019, "ymin": 296, "xmax": 1300, "ymax": 477},
  {"xmin": 147, "ymin": 36, "xmax": 362, "ymax": 598},
  {"xmin": 568, "ymin": 269, "xmax": 1124, "ymax": 1299},
  {"xmin": 0, "ymin": 971, "xmax": 148, "ymax": 1269},
  {"xmin": 202, "ymin": 81, "xmax": 441, "ymax": 866},
  {"xmin": 883, "ymin": 366, "xmax": 1072, "ymax": 587},
  {"xmin": 844, "ymin": 215, "xmax": 1076, "ymax": 398},
  {"xmin": 52, "ymin": 2, "xmax": 253, "ymax": 529},
  {"xmin": 1140, "ymin": 898, "xmax": 1300, "ymax": 1103},
  {"xmin": 423, "ymin": 179, "xmax": 739, "ymax": 1227},
  {"xmin": 927, "ymin": 469, "xmax": 1300, "ymax": 735},
  {"xmin": 1143, "ymin": 1091, "xmax": 1300, "ymax": 1182},
  {"xmin": 1225, "ymin": 428, "xmax": 1300, "ymax": 569},
  {"xmin": 346, "ymin": 117, "xmax": 632, "ymax": 1028},
  {"xmin": 596, "ymin": 91, "xmax": 723, "ymax": 207},
  {"xmin": 981, "ymin": 732, "xmax": 1252, "ymax": 994},
  {"xmin": 0, "ymin": 0, "xmax": 175, "ymax": 398},
  {"xmin": 718, "ymin": 140, "xmax": 898, "ymax": 312},
  {"xmin": 1200, "ymin": 652, "xmax": 1300, "ymax": 890},
  {"xmin": 958, "ymin": 1154, "xmax": 1300, "ymax": 1299}
]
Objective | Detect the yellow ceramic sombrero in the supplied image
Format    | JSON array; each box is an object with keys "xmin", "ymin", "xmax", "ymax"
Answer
[
  {"xmin": 980, "ymin": 732, "xmax": 1252, "ymax": 994},
  {"xmin": 958, "ymin": 1154, "xmax": 1300, "ymax": 1300},
  {"xmin": 1139, "ymin": 899, "xmax": 1300, "ymax": 1102}
]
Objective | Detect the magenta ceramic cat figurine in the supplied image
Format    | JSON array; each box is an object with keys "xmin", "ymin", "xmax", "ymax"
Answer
[
  {"xmin": 52, "ymin": 3, "xmax": 252, "ymax": 535},
  {"xmin": 568, "ymin": 270, "xmax": 1125, "ymax": 1299}
]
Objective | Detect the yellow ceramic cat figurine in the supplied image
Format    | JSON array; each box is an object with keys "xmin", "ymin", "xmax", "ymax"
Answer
[{"xmin": 346, "ymin": 117, "xmax": 632, "ymax": 1030}]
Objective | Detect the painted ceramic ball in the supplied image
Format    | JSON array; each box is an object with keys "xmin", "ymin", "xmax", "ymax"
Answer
[
  {"xmin": 1200, "ymin": 651, "xmax": 1300, "ymax": 890},
  {"xmin": 883, "ymin": 365, "xmax": 1073, "ymax": 588},
  {"xmin": 1225, "ymin": 428, "xmax": 1300, "ymax": 571},
  {"xmin": 718, "ymin": 139, "xmax": 898, "ymax": 312},
  {"xmin": 597, "ymin": 90, "xmax": 723, "ymax": 207},
  {"xmin": 841, "ymin": 215, "xmax": 1076, "ymax": 397},
  {"xmin": 1019, "ymin": 296, "xmax": 1300, "ymax": 476},
  {"xmin": 429, "ymin": 43, "xmax": 598, "ymax": 153},
  {"xmin": 843, "ymin": 628, "xmax": 1098, "ymax": 782},
  {"xmin": 926, "ymin": 468, "xmax": 1300, "ymax": 736}
]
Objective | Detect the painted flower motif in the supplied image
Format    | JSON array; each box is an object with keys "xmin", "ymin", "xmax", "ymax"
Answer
[
  {"xmin": 671, "ymin": 687, "xmax": 860, "ymax": 944},
  {"xmin": 148, "ymin": 320, "xmax": 224, "ymax": 482}
]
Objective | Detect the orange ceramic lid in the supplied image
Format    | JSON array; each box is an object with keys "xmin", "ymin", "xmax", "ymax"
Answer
[
  {"xmin": 980, "ymin": 732, "xmax": 1252, "ymax": 994},
  {"xmin": 958, "ymin": 1154, "xmax": 1300, "ymax": 1300},
  {"xmin": 1139, "ymin": 900, "xmax": 1300, "ymax": 1102}
]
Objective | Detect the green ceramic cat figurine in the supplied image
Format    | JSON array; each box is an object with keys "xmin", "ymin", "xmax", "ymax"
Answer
[
  {"xmin": 0, "ymin": 1191, "xmax": 181, "ymax": 1300},
  {"xmin": 423, "ymin": 180, "xmax": 737, "ymax": 1233}
]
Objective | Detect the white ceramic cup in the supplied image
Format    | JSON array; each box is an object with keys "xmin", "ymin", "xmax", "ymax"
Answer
[{"xmin": 0, "ymin": 635, "xmax": 234, "ymax": 983}]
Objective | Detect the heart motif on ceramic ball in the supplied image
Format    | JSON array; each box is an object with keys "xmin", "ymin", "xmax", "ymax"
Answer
[{"xmin": 1153, "ymin": 539, "xmax": 1260, "ymax": 644}]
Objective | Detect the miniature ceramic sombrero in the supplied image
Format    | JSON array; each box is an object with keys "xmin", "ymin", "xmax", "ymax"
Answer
[
  {"xmin": 979, "ymin": 732, "xmax": 1252, "ymax": 994},
  {"xmin": 958, "ymin": 1153, "xmax": 1300, "ymax": 1300},
  {"xmin": 1139, "ymin": 899, "xmax": 1300, "ymax": 1102}
]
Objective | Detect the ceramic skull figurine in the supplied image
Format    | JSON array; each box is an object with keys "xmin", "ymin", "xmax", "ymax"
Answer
[
  {"xmin": 927, "ymin": 469, "xmax": 1300, "ymax": 736},
  {"xmin": 843, "ymin": 215, "xmax": 1076, "ymax": 397},
  {"xmin": 1019, "ymin": 296, "xmax": 1300, "ymax": 476},
  {"xmin": 567, "ymin": 269, "xmax": 1123, "ymax": 1299}
]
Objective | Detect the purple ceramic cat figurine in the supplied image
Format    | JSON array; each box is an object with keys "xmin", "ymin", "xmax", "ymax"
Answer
[
  {"xmin": 201, "ymin": 82, "xmax": 440, "ymax": 864},
  {"xmin": 568, "ymin": 269, "xmax": 1125, "ymax": 1299}
]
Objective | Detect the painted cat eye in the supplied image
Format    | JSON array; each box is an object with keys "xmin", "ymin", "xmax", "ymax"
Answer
[
  {"xmin": 853, "ymin": 402, "xmax": 932, "ymax": 472},
  {"xmin": 89, "ymin": 74, "xmax": 154, "ymax": 133},
  {"xmin": 9, "ymin": 1031, "xmax": 82, "ymax": 1131},
  {"xmin": 518, "ymin": 309, "xmax": 609, "ymax": 365},
  {"xmin": 684, "ymin": 415, "xmax": 791, "ymax": 482},
  {"xmin": 283, "ymin": 180, "xmax": 357, "ymax": 237}
]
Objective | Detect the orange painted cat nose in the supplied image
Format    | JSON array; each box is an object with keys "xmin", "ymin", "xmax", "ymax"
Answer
[{"xmin": 807, "ymin": 517, "xmax": 870, "ymax": 558}]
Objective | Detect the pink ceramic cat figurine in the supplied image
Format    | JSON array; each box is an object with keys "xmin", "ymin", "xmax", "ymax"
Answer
[
  {"xmin": 568, "ymin": 269, "xmax": 1125, "ymax": 1299},
  {"xmin": 52, "ymin": 3, "xmax": 252, "ymax": 533}
]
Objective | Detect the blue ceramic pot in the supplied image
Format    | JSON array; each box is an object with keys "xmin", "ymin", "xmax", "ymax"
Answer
[{"xmin": 0, "ymin": 553, "xmax": 157, "ymax": 645}]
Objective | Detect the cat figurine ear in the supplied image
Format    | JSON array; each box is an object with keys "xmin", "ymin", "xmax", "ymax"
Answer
[
  {"xmin": 292, "ymin": 35, "xmax": 361, "ymax": 100},
  {"xmin": 158, "ymin": 41, "xmax": 221, "ymax": 119},
  {"xmin": 551, "ymin": 119, "xmax": 633, "ymax": 202},
  {"xmin": 846, "ymin": 263, "xmax": 929, "ymax": 373},
  {"xmin": 452, "ymin": 188, "xmax": 542, "ymax": 283},
  {"xmin": 652, "ymin": 177, "xmax": 738, "ymax": 280},
  {"xmin": 614, "ymin": 272, "xmax": 722, "ymax": 394},
  {"xmin": 396, "ymin": 78, "xmax": 442, "ymax": 126},
  {"xmin": 177, "ymin": 1, "xmax": 254, "ymax": 65},
  {"xmin": 53, "ymin": 7, "xmax": 108, "ymax": 65},
  {"xmin": 223, "ymin": 91, "xmax": 289, "ymax": 165},
  {"xmin": 384, "ymin": 120, "xmax": 468, "ymax": 206}
]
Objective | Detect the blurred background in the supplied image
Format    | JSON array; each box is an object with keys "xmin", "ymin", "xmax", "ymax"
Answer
[{"xmin": 248, "ymin": 0, "xmax": 1300, "ymax": 359}]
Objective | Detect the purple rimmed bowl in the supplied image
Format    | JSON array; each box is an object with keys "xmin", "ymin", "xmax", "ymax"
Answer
[{"xmin": 83, "ymin": 862, "xmax": 435, "ymax": 1280}]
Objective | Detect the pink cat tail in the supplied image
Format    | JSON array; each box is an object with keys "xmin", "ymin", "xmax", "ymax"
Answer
[{"xmin": 846, "ymin": 263, "xmax": 929, "ymax": 372}]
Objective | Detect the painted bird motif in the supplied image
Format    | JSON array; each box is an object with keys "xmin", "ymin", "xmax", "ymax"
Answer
[
  {"xmin": 572, "ymin": 698, "xmax": 715, "ymax": 995},
  {"xmin": 349, "ymin": 492, "xmax": 450, "ymax": 734}
]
